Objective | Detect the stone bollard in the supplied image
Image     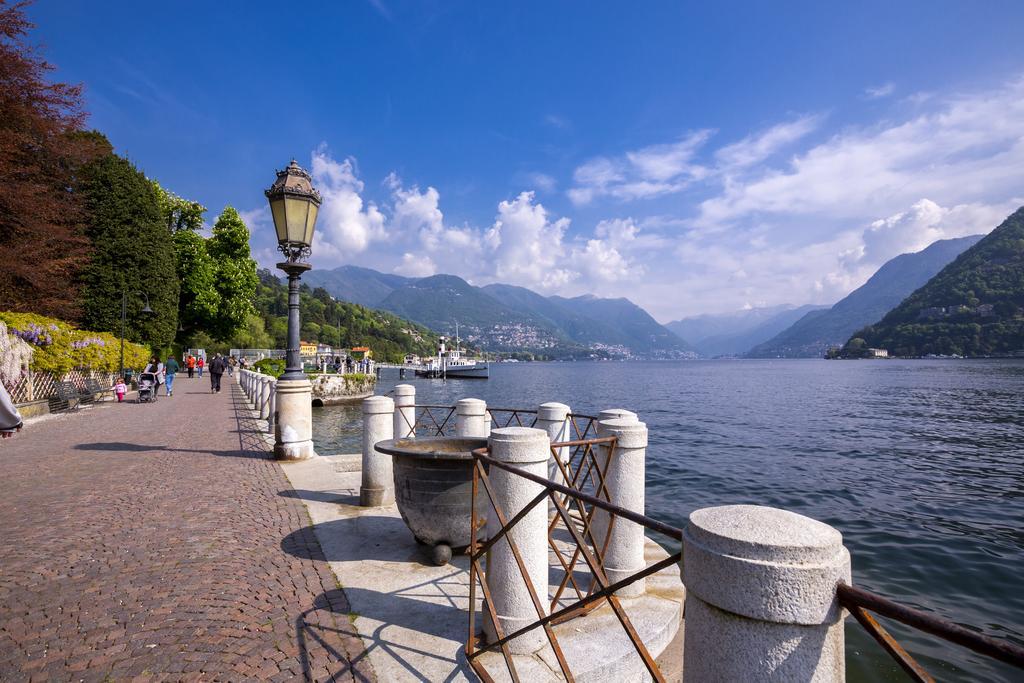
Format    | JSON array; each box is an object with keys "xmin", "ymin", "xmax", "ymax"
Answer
[
  {"xmin": 598, "ymin": 408, "xmax": 638, "ymax": 424},
  {"xmin": 456, "ymin": 398, "xmax": 489, "ymax": 438},
  {"xmin": 535, "ymin": 402, "xmax": 571, "ymax": 516},
  {"xmin": 360, "ymin": 396, "xmax": 396, "ymax": 506},
  {"xmin": 681, "ymin": 505, "xmax": 851, "ymax": 682},
  {"xmin": 267, "ymin": 381, "xmax": 276, "ymax": 434},
  {"xmin": 393, "ymin": 384, "xmax": 416, "ymax": 439},
  {"xmin": 484, "ymin": 427, "xmax": 550, "ymax": 654},
  {"xmin": 259, "ymin": 377, "xmax": 271, "ymax": 420},
  {"xmin": 590, "ymin": 417, "xmax": 647, "ymax": 597}
]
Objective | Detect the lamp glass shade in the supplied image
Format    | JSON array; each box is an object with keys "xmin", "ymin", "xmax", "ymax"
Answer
[
  {"xmin": 284, "ymin": 196, "xmax": 312, "ymax": 246},
  {"xmin": 304, "ymin": 201, "xmax": 319, "ymax": 246},
  {"xmin": 269, "ymin": 195, "xmax": 288, "ymax": 244}
]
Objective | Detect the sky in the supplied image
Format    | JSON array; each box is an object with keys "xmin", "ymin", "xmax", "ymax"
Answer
[{"xmin": 29, "ymin": 1, "xmax": 1024, "ymax": 322}]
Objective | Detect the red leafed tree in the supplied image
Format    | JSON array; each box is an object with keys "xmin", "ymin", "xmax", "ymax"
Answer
[{"xmin": 0, "ymin": 0, "xmax": 103, "ymax": 318}]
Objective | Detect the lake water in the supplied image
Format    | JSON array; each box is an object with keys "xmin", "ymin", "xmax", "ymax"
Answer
[{"xmin": 312, "ymin": 359, "xmax": 1024, "ymax": 682}]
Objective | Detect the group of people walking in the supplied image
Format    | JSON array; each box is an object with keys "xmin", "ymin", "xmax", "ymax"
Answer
[{"xmin": 138, "ymin": 353, "xmax": 236, "ymax": 397}]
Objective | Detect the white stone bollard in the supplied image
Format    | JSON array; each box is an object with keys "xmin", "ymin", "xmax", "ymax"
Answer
[
  {"xmin": 597, "ymin": 408, "xmax": 638, "ymax": 424},
  {"xmin": 274, "ymin": 378, "xmax": 315, "ymax": 461},
  {"xmin": 681, "ymin": 505, "xmax": 851, "ymax": 682},
  {"xmin": 535, "ymin": 402, "xmax": 571, "ymax": 516},
  {"xmin": 259, "ymin": 377, "xmax": 271, "ymax": 420},
  {"xmin": 393, "ymin": 384, "xmax": 416, "ymax": 439},
  {"xmin": 590, "ymin": 417, "xmax": 647, "ymax": 597},
  {"xmin": 267, "ymin": 381, "xmax": 276, "ymax": 433},
  {"xmin": 456, "ymin": 398, "xmax": 489, "ymax": 438},
  {"xmin": 484, "ymin": 427, "xmax": 550, "ymax": 654},
  {"xmin": 360, "ymin": 396, "xmax": 396, "ymax": 507}
]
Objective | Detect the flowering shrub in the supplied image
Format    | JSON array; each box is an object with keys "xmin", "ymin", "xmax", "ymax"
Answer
[{"xmin": 0, "ymin": 312, "xmax": 150, "ymax": 375}]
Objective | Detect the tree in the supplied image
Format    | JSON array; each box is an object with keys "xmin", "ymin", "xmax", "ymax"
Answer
[
  {"xmin": 153, "ymin": 180, "xmax": 205, "ymax": 233},
  {"xmin": 0, "ymin": 1, "xmax": 103, "ymax": 317},
  {"xmin": 79, "ymin": 153, "xmax": 179, "ymax": 349},
  {"xmin": 206, "ymin": 207, "xmax": 258, "ymax": 341}
]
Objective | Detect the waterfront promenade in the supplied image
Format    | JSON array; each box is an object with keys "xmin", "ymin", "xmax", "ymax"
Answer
[{"xmin": 0, "ymin": 377, "xmax": 372, "ymax": 682}]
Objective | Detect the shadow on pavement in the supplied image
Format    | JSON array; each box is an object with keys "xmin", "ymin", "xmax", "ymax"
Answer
[
  {"xmin": 280, "ymin": 518, "xmax": 435, "ymax": 565},
  {"xmin": 301, "ymin": 586, "xmax": 472, "ymax": 683}
]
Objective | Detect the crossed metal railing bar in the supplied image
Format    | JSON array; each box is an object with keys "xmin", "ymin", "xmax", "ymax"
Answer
[
  {"xmin": 397, "ymin": 404, "xmax": 597, "ymax": 446},
  {"xmin": 837, "ymin": 583, "xmax": 1024, "ymax": 682},
  {"xmin": 465, "ymin": 438, "xmax": 682, "ymax": 682}
]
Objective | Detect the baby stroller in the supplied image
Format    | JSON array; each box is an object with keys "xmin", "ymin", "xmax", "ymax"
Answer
[{"xmin": 137, "ymin": 372, "xmax": 158, "ymax": 403}]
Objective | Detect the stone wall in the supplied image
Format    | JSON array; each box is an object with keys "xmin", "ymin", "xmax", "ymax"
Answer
[{"xmin": 309, "ymin": 373, "xmax": 376, "ymax": 406}]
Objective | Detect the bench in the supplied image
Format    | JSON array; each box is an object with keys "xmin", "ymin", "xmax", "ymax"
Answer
[
  {"xmin": 84, "ymin": 378, "xmax": 111, "ymax": 402},
  {"xmin": 52, "ymin": 381, "xmax": 85, "ymax": 412}
]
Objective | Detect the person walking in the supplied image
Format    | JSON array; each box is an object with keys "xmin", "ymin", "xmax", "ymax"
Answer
[
  {"xmin": 186, "ymin": 354, "xmax": 195, "ymax": 379},
  {"xmin": 164, "ymin": 355, "xmax": 180, "ymax": 396},
  {"xmin": 227, "ymin": 355, "xmax": 235, "ymax": 377},
  {"xmin": 209, "ymin": 353, "xmax": 225, "ymax": 393},
  {"xmin": 197, "ymin": 356, "xmax": 205, "ymax": 378}
]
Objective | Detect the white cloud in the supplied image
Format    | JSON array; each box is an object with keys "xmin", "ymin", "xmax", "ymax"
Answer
[
  {"xmin": 865, "ymin": 82, "xmax": 896, "ymax": 99},
  {"xmin": 310, "ymin": 147, "xmax": 387, "ymax": 259},
  {"xmin": 486, "ymin": 191, "xmax": 576, "ymax": 289},
  {"xmin": 394, "ymin": 252, "xmax": 437, "ymax": 277},
  {"xmin": 526, "ymin": 172, "xmax": 557, "ymax": 193},
  {"xmin": 568, "ymin": 130, "xmax": 712, "ymax": 204},
  {"xmin": 696, "ymin": 77, "xmax": 1024, "ymax": 231},
  {"xmin": 714, "ymin": 115, "xmax": 822, "ymax": 171}
]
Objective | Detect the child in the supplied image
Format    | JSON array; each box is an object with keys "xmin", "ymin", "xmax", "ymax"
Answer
[{"xmin": 114, "ymin": 376, "xmax": 127, "ymax": 402}]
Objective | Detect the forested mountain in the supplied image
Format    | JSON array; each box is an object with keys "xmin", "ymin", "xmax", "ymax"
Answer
[
  {"xmin": 253, "ymin": 270, "xmax": 439, "ymax": 363},
  {"xmin": 304, "ymin": 265, "xmax": 412, "ymax": 308},
  {"xmin": 847, "ymin": 209, "xmax": 1024, "ymax": 357},
  {"xmin": 749, "ymin": 235, "xmax": 984, "ymax": 358},
  {"xmin": 304, "ymin": 266, "xmax": 693, "ymax": 357},
  {"xmin": 667, "ymin": 304, "xmax": 827, "ymax": 357}
]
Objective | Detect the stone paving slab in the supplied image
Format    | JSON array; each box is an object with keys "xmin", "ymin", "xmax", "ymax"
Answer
[{"xmin": 0, "ymin": 376, "xmax": 373, "ymax": 682}]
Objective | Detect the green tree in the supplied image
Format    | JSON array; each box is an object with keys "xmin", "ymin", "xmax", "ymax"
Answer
[
  {"xmin": 153, "ymin": 181, "xmax": 206, "ymax": 233},
  {"xmin": 79, "ymin": 153, "xmax": 178, "ymax": 349},
  {"xmin": 206, "ymin": 207, "xmax": 258, "ymax": 341},
  {"xmin": 172, "ymin": 228, "xmax": 218, "ymax": 336}
]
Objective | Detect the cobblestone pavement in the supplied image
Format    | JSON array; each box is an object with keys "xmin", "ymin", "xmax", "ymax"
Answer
[{"xmin": 0, "ymin": 377, "xmax": 373, "ymax": 682}]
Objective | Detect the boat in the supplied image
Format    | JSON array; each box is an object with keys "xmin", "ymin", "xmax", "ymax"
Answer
[{"xmin": 415, "ymin": 327, "xmax": 489, "ymax": 379}]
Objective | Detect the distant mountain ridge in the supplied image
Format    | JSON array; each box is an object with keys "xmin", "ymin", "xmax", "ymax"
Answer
[
  {"xmin": 850, "ymin": 209, "xmax": 1024, "ymax": 357},
  {"xmin": 748, "ymin": 234, "xmax": 985, "ymax": 358},
  {"xmin": 666, "ymin": 304, "xmax": 828, "ymax": 357},
  {"xmin": 304, "ymin": 266, "xmax": 695, "ymax": 358}
]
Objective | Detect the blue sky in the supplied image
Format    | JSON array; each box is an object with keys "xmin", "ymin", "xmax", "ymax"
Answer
[{"xmin": 30, "ymin": 1, "xmax": 1024, "ymax": 320}]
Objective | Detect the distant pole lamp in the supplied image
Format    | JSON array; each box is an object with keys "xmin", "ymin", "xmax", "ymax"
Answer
[
  {"xmin": 265, "ymin": 159, "xmax": 321, "ymax": 460},
  {"xmin": 119, "ymin": 290, "xmax": 153, "ymax": 381}
]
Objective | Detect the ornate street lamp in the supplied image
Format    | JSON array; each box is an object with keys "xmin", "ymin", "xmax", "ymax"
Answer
[{"xmin": 265, "ymin": 160, "xmax": 321, "ymax": 460}]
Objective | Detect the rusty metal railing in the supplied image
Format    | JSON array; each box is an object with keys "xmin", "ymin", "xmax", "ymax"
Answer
[
  {"xmin": 465, "ymin": 436, "xmax": 682, "ymax": 682},
  {"xmin": 838, "ymin": 583, "xmax": 1024, "ymax": 682},
  {"xmin": 399, "ymin": 404, "xmax": 598, "ymax": 445}
]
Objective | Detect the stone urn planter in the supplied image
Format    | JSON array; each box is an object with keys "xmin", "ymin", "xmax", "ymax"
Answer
[{"xmin": 374, "ymin": 436, "xmax": 488, "ymax": 565}]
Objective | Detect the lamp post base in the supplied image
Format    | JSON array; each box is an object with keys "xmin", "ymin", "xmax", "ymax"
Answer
[{"xmin": 273, "ymin": 378, "xmax": 316, "ymax": 461}]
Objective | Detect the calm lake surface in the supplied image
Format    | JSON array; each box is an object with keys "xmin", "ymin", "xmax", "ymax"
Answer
[{"xmin": 312, "ymin": 359, "xmax": 1024, "ymax": 681}]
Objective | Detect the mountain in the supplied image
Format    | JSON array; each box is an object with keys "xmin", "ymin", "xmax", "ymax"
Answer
[
  {"xmin": 304, "ymin": 266, "xmax": 694, "ymax": 357},
  {"xmin": 748, "ymin": 234, "xmax": 985, "ymax": 358},
  {"xmin": 846, "ymin": 209, "xmax": 1024, "ymax": 357},
  {"xmin": 551, "ymin": 294, "xmax": 694, "ymax": 354},
  {"xmin": 303, "ymin": 265, "xmax": 411, "ymax": 307},
  {"xmin": 666, "ymin": 304, "xmax": 828, "ymax": 357},
  {"xmin": 252, "ymin": 270, "xmax": 439, "ymax": 363}
]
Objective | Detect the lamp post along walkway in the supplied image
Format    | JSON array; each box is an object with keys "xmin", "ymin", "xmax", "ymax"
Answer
[{"xmin": 265, "ymin": 160, "xmax": 321, "ymax": 461}]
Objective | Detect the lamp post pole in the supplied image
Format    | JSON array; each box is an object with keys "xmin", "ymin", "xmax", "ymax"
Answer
[
  {"xmin": 265, "ymin": 159, "xmax": 321, "ymax": 461},
  {"xmin": 280, "ymin": 263, "xmax": 311, "ymax": 381}
]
